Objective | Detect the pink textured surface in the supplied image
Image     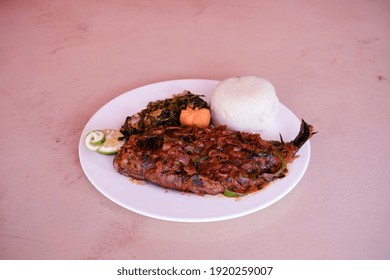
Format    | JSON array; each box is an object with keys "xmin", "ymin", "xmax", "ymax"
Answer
[{"xmin": 1, "ymin": 0, "xmax": 389, "ymax": 259}]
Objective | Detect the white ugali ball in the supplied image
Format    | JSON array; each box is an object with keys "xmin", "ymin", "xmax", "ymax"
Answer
[{"xmin": 210, "ymin": 76, "xmax": 279, "ymax": 133}]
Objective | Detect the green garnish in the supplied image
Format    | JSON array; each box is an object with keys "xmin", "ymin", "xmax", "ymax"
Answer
[
  {"xmin": 273, "ymin": 151, "xmax": 287, "ymax": 176},
  {"xmin": 223, "ymin": 189, "xmax": 245, "ymax": 198}
]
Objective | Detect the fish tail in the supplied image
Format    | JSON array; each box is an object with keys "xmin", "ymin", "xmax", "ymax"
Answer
[{"xmin": 292, "ymin": 120, "xmax": 316, "ymax": 149}]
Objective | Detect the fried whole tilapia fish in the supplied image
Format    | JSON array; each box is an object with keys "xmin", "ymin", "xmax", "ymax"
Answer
[{"xmin": 114, "ymin": 120, "xmax": 316, "ymax": 196}]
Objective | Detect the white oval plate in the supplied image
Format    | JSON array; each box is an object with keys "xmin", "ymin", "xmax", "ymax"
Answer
[{"xmin": 78, "ymin": 79, "xmax": 311, "ymax": 222}]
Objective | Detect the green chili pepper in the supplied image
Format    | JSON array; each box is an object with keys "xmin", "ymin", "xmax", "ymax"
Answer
[
  {"xmin": 223, "ymin": 189, "xmax": 245, "ymax": 197},
  {"xmin": 273, "ymin": 151, "xmax": 286, "ymax": 176}
]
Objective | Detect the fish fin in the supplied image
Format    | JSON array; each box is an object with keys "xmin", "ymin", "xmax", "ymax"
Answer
[{"xmin": 279, "ymin": 133, "xmax": 285, "ymax": 144}]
